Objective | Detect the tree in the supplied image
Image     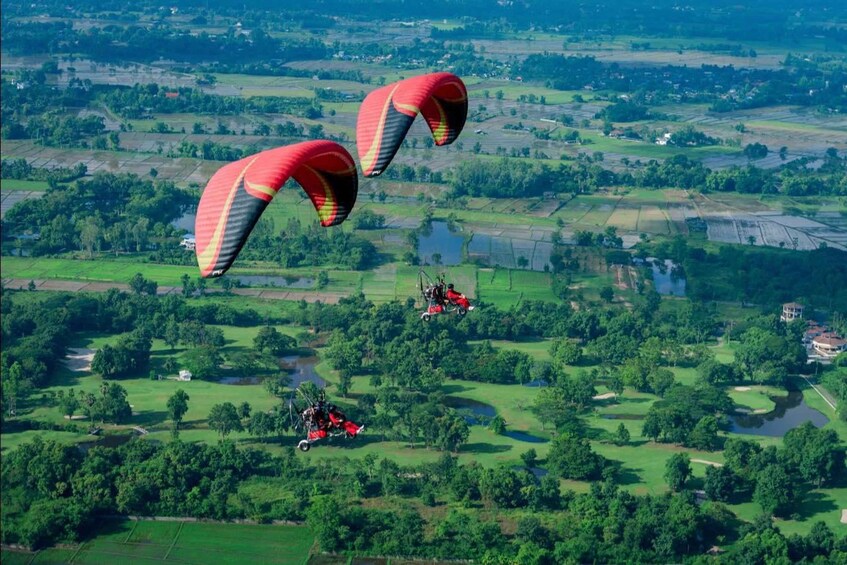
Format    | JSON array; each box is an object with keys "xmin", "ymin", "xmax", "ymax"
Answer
[
  {"xmin": 551, "ymin": 338, "xmax": 582, "ymax": 367},
  {"xmin": 664, "ymin": 453, "xmax": 691, "ymax": 492},
  {"xmin": 180, "ymin": 273, "xmax": 196, "ymax": 297},
  {"xmin": 60, "ymin": 389, "xmax": 80, "ymax": 419},
  {"xmin": 128, "ymin": 272, "xmax": 157, "ymax": 295},
  {"xmin": 488, "ymin": 415, "xmax": 506, "ymax": 434},
  {"xmin": 704, "ymin": 465, "xmax": 737, "ymax": 502},
  {"xmin": 166, "ymin": 389, "xmax": 189, "ymax": 431},
  {"xmin": 96, "ymin": 382, "xmax": 132, "ymax": 424},
  {"xmin": 3, "ymin": 362, "xmax": 23, "ymax": 417},
  {"xmin": 163, "ymin": 319, "xmax": 180, "ymax": 351},
  {"xmin": 91, "ymin": 343, "xmax": 120, "ymax": 379},
  {"xmin": 743, "ymin": 142, "xmax": 769, "ymax": 160},
  {"xmin": 521, "ymin": 448, "xmax": 538, "ymax": 468},
  {"xmin": 547, "ymin": 433, "xmax": 603, "ymax": 480},
  {"xmin": 182, "ymin": 345, "xmax": 224, "ymax": 379},
  {"xmin": 237, "ymin": 401, "xmax": 251, "ymax": 420},
  {"xmin": 435, "ymin": 413, "xmax": 470, "ymax": 452},
  {"xmin": 247, "ymin": 411, "xmax": 274, "ymax": 442},
  {"xmin": 735, "ymin": 327, "xmax": 806, "ymax": 384},
  {"xmin": 647, "ymin": 368, "xmax": 676, "ymax": 397},
  {"xmin": 613, "ymin": 422, "xmax": 630, "ymax": 446},
  {"xmin": 253, "ymin": 326, "xmax": 296, "ymax": 355},
  {"xmin": 599, "ymin": 286, "xmax": 614, "ymax": 303},
  {"xmin": 306, "ymin": 495, "xmax": 348, "ymax": 553},
  {"xmin": 688, "ymin": 415, "xmax": 720, "ymax": 451},
  {"xmin": 754, "ymin": 464, "xmax": 797, "ymax": 517},
  {"xmin": 208, "ymin": 402, "xmax": 243, "ymax": 438},
  {"xmin": 324, "ymin": 332, "xmax": 364, "ymax": 377},
  {"xmin": 783, "ymin": 422, "xmax": 845, "ymax": 487}
]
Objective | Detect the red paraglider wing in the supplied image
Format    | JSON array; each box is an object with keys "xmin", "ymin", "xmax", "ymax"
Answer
[
  {"xmin": 357, "ymin": 72, "xmax": 467, "ymax": 177},
  {"xmin": 195, "ymin": 141, "xmax": 358, "ymax": 277}
]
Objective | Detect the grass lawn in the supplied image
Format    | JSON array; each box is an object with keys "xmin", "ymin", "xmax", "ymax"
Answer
[
  {"xmin": 1, "ymin": 520, "xmax": 314, "ymax": 565},
  {"xmin": 797, "ymin": 379, "xmax": 846, "ymax": 442},
  {"xmin": 0, "ymin": 179, "xmax": 51, "ymax": 191},
  {"xmin": 726, "ymin": 386, "xmax": 782, "ymax": 413},
  {"xmin": 2, "ymin": 326, "xmax": 308, "ymax": 448},
  {"xmin": 726, "ymin": 485, "xmax": 847, "ymax": 538}
]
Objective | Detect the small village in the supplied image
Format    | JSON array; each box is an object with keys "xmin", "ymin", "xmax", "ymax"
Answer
[{"xmin": 782, "ymin": 302, "xmax": 847, "ymax": 361}]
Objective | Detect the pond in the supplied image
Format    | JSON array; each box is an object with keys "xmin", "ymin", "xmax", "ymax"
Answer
[
  {"xmin": 418, "ymin": 221, "xmax": 464, "ymax": 266},
  {"xmin": 729, "ymin": 391, "xmax": 829, "ymax": 437},
  {"xmin": 280, "ymin": 355, "xmax": 326, "ymax": 388},
  {"xmin": 236, "ymin": 275, "xmax": 314, "ymax": 288},
  {"xmin": 443, "ymin": 396, "xmax": 496, "ymax": 424},
  {"xmin": 78, "ymin": 434, "xmax": 133, "ymax": 452},
  {"xmin": 218, "ymin": 355, "xmax": 326, "ymax": 388},
  {"xmin": 647, "ymin": 258, "xmax": 687, "ymax": 297},
  {"xmin": 601, "ymin": 414, "xmax": 645, "ymax": 421}
]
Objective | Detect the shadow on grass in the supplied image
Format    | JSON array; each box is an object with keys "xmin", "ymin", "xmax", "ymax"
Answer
[
  {"xmin": 442, "ymin": 384, "xmax": 473, "ymax": 395},
  {"xmin": 80, "ymin": 516, "xmax": 132, "ymax": 543},
  {"xmin": 793, "ymin": 490, "xmax": 839, "ymax": 521},
  {"xmin": 459, "ymin": 442, "xmax": 512, "ymax": 454},
  {"xmin": 583, "ymin": 425, "xmax": 611, "ymax": 442},
  {"xmin": 132, "ymin": 409, "xmax": 168, "ymax": 427},
  {"xmin": 606, "ymin": 460, "xmax": 643, "ymax": 486},
  {"xmin": 49, "ymin": 366, "xmax": 87, "ymax": 387},
  {"xmin": 618, "ymin": 397, "xmax": 652, "ymax": 404}
]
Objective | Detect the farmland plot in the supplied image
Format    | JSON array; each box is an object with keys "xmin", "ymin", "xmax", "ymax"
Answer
[
  {"xmin": 758, "ymin": 221, "xmax": 792, "ymax": 247},
  {"xmin": 512, "ymin": 238, "xmax": 537, "ymax": 268},
  {"xmin": 737, "ymin": 219, "xmax": 765, "ymax": 245},
  {"xmin": 706, "ymin": 218, "xmax": 741, "ymax": 244},
  {"xmin": 532, "ymin": 242, "xmax": 554, "ymax": 271},
  {"xmin": 637, "ymin": 205, "xmax": 671, "ymax": 235},
  {"xmin": 606, "ymin": 205, "xmax": 640, "ymax": 231},
  {"xmin": 1, "ymin": 190, "xmax": 43, "ymax": 219}
]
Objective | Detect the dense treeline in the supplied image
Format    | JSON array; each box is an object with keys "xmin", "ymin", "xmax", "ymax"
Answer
[
  {"xmin": 0, "ymin": 20, "xmax": 330, "ymax": 65},
  {"xmin": 0, "ymin": 158, "xmax": 88, "ymax": 186},
  {"xmin": 2, "ymin": 281, "xmax": 844, "ymax": 559},
  {"xmin": 239, "ymin": 216, "xmax": 379, "ymax": 270},
  {"xmin": 821, "ymin": 357, "xmax": 847, "ymax": 422},
  {"xmin": 2, "ymin": 172, "xmax": 194, "ymax": 257},
  {"xmin": 99, "ymin": 83, "xmax": 322, "ymax": 120},
  {"xmin": 450, "ymin": 153, "xmax": 847, "ymax": 198},
  {"xmin": 0, "ymin": 288, "xmax": 265, "ymax": 399},
  {"xmin": 649, "ymin": 237, "xmax": 847, "ymax": 312},
  {"xmin": 3, "ymin": 435, "xmax": 844, "ymax": 562},
  {"xmin": 517, "ymin": 54, "xmax": 847, "ymax": 112},
  {"xmin": 7, "ymin": 0, "xmax": 842, "ymax": 46}
]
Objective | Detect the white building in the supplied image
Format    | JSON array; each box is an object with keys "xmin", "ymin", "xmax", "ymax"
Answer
[
  {"xmin": 180, "ymin": 234, "xmax": 196, "ymax": 251},
  {"xmin": 780, "ymin": 302, "xmax": 804, "ymax": 322},
  {"xmin": 812, "ymin": 336, "xmax": 847, "ymax": 358}
]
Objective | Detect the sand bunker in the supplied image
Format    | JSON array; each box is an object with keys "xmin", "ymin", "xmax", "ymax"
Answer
[
  {"xmin": 593, "ymin": 392, "xmax": 617, "ymax": 400},
  {"xmin": 734, "ymin": 386, "xmax": 751, "ymax": 391},
  {"xmin": 691, "ymin": 459, "xmax": 723, "ymax": 467},
  {"xmin": 64, "ymin": 348, "xmax": 96, "ymax": 372}
]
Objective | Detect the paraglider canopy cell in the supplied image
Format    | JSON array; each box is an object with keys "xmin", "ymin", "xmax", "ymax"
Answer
[
  {"xmin": 195, "ymin": 140, "xmax": 358, "ymax": 277},
  {"xmin": 356, "ymin": 72, "xmax": 468, "ymax": 177}
]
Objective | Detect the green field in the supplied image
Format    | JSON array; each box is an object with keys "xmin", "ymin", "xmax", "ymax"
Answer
[
  {"xmin": 1, "ymin": 520, "xmax": 314, "ymax": 565},
  {"xmin": 0, "ymin": 179, "xmax": 51, "ymax": 191}
]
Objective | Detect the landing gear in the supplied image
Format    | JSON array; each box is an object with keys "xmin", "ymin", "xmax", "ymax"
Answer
[{"xmin": 298, "ymin": 439, "xmax": 311, "ymax": 452}]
